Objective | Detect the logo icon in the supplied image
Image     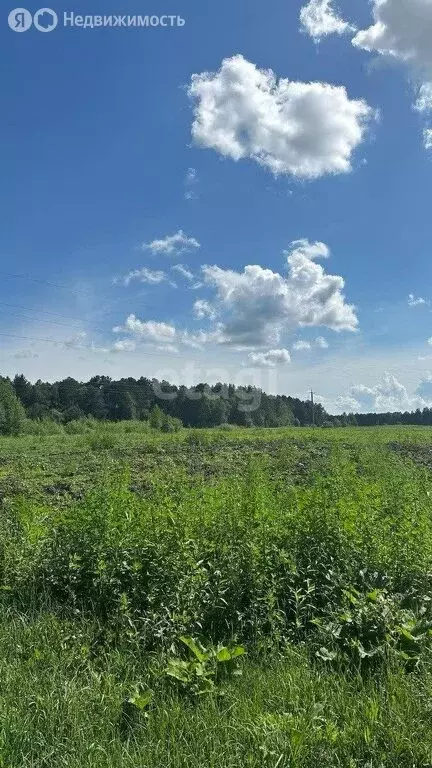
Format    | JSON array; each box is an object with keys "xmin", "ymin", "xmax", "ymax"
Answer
[
  {"xmin": 8, "ymin": 7, "xmax": 58, "ymax": 32},
  {"xmin": 8, "ymin": 7, "xmax": 32, "ymax": 31},
  {"xmin": 33, "ymin": 7, "xmax": 57, "ymax": 31}
]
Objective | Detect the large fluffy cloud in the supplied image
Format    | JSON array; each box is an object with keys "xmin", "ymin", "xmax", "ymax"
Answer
[
  {"xmin": 201, "ymin": 239, "xmax": 358, "ymax": 347},
  {"xmin": 353, "ymin": 0, "xmax": 432, "ymax": 147},
  {"xmin": 300, "ymin": 0, "xmax": 354, "ymax": 41},
  {"xmin": 353, "ymin": 0, "xmax": 432, "ymax": 75},
  {"xmin": 188, "ymin": 55, "xmax": 374, "ymax": 179},
  {"xmin": 350, "ymin": 372, "xmax": 424, "ymax": 412},
  {"xmin": 110, "ymin": 240, "xmax": 356, "ymax": 355},
  {"xmin": 319, "ymin": 373, "xmax": 432, "ymax": 414}
]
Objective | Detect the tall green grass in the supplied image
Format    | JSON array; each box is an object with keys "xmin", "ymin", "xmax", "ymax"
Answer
[
  {"xmin": 0, "ymin": 434, "xmax": 432, "ymax": 765},
  {"xmin": 0, "ymin": 610, "xmax": 431, "ymax": 767},
  {"xmin": 5, "ymin": 448, "xmax": 429, "ymax": 650}
]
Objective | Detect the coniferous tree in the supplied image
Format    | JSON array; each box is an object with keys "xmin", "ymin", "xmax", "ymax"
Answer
[{"xmin": 0, "ymin": 378, "xmax": 26, "ymax": 435}]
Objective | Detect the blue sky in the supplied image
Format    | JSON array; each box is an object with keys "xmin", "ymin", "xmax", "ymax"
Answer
[{"xmin": 2, "ymin": 0, "xmax": 432, "ymax": 412}]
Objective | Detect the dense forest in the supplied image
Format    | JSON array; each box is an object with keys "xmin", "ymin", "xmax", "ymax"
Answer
[
  {"xmin": 2, "ymin": 373, "xmax": 432, "ymax": 434},
  {"xmin": 8, "ymin": 374, "xmax": 325, "ymax": 429}
]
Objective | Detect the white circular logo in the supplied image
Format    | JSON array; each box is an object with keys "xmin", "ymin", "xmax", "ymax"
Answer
[
  {"xmin": 8, "ymin": 7, "xmax": 32, "ymax": 31},
  {"xmin": 33, "ymin": 7, "xmax": 57, "ymax": 31}
]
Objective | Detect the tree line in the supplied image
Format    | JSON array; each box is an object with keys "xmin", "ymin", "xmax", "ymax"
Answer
[
  {"xmin": 2, "ymin": 372, "xmax": 432, "ymax": 435},
  {"xmin": 2, "ymin": 373, "xmax": 325, "ymax": 433}
]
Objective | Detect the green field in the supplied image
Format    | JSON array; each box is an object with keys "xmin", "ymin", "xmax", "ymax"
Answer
[{"xmin": 1, "ymin": 425, "xmax": 432, "ymax": 767}]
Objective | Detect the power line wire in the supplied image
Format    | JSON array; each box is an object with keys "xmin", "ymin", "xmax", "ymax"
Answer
[
  {"xmin": 0, "ymin": 300, "xmax": 165, "ymax": 337},
  {"xmin": 0, "ymin": 276, "xmax": 326, "ymax": 376},
  {"xmin": 0, "ymin": 310, "xmax": 103, "ymax": 334},
  {"xmin": 0, "ymin": 301, "xmax": 98, "ymax": 324},
  {"xmin": 0, "ymin": 269, "xmax": 166, "ymax": 305},
  {"xmin": 0, "ymin": 270, "xmax": 94, "ymax": 297},
  {"xmin": 0, "ymin": 331, "xmax": 215, "ymax": 366}
]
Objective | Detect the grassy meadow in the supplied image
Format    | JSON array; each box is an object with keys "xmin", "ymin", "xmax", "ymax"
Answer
[{"xmin": 1, "ymin": 424, "xmax": 432, "ymax": 766}]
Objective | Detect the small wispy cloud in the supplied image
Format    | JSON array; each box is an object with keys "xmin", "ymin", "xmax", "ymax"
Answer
[
  {"xmin": 408, "ymin": 293, "xmax": 428, "ymax": 307},
  {"xmin": 115, "ymin": 267, "xmax": 168, "ymax": 287},
  {"xmin": 424, "ymin": 129, "xmax": 432, "ymax": 150},
  {"xmin": 184, "ymin": 167, "xmax": 199, "ymax": 200},
  {"xmin": 111, "ymin": 339, "xmax": 137, "ymax": 353},
  {"xmin": 172, "ymin": 263, "xmax": 195, "ymax": 281},
  {"xmin": 13, "ymin": 349, "xmax": 39, "ymax": 360},
  {"xmin": 248, "ymin": 348, "xmax": 291, "ymax": 368},
  {"xmin": 142, "ymin": 230, "xmax": 201, "ymax": 256},
  {"xmin": 293, "ymin": 340, "xmax": 312, "ymax": 352},
  {"xmin": 63, "ymin": 331, "xmax": 88, "ymax": 350},
  {"xmin": 293, "ymin": 337, "xmax": 329, "ymax": 351},
  {"xmin": 315, "ymin": 336, "xmax": 329, "ymax": 349},
  {"xmin": 62, "ymin": 332, "xmax": 111, "ymax": 355}
]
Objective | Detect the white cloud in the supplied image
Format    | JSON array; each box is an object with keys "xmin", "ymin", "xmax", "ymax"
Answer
[
  {"xmin": 300, "ymin": 0, "xmax": 355, "ymax": 41},
  {"xmin": 112, "ymin": 313, "xmax": 227, "ymax": 352},
  {"xmin": 181, "ymin": 326, "xmax": 225, "ymax": 349},
  {"xmin": 61, "ymin": 332, "xmax": 111, "ymax": 355},
  {"xmin": 202, "ymin": 239, "xmax": 358, "ymax": 348},
  {"xmin": 415, "ymin": 83, "xmax": 432, "ymax": 113},
  {"xmin": 117, "ymin": 267, "xmax": 168, "ymax": 287},
  {"xmin": 353, "ymin": 0, "xmax": 432, "ymax": 75},
  {"xmin": 416, "ymin": 372, "xmax": 432, "ymax": 400},
  {"xmin": 314, "ymin": 392, "xmax": 360, "ymax": 414},
  {"xmin": 293, "ymin": 340, "xmax": 312, "ymax": 351},
  {"xmin": 142, "ymin": 230, "xmax": 201, "ymax": 256},
  {"xmin": 108, "ymin": 242, "xmax": 354, "ymax": 362},
  {"xmin": 172, "ymin": 263, "xmax": 195, "ymax": 281},
  {"xmin": 155, "ymin": 344, "xmax": 179, "ymax": 354},
  {"xmin": 193, "ymin": 298, "xmax": 217, "ymax": 320},
  {"xmin": 424, "ymin": 128, "xmax": 432, "ymax": 149},
  {"xmin": 185, "ymin": 167, "xmax": 197, "ymax": 183},
  {"xmin": 334, "ymin": 395, "xmax": 363, "ymax": 412},
  {"xmin": 408, "ymin": 293, "xmax": 427, "ymax": 306},
  {"xmin": 188, "ymin": 54, "xmax": 374, "ymax": 179},
  {"xmin": 248, "ymin": 348, "xmax": 291, "ymax": 368},
  {"xmin": 349, "ymin": 372, "xmax": 425, "ymax": 412},
  {"xmin": 293, "ymin": 240, "xmax": 331, "ymax": 260},
  {"xmin": 315, "ymin": 335, "xmax": 329, "ymax": 348},
  {"xmin": 114, "ymin": 315, "xmax": 177, "ymax": 344},
  {"xmin": 112, "ymin": 339, "xmax": 137, "ymax": 353},
  {"xmin": 352, "ymin": 0, "xmax": 432, "ymax": 147},
  {"xmin": 184, "ymin": 167, "xmax": 199, "ymax": 199}
]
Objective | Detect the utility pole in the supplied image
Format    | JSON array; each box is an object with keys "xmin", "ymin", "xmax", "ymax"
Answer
[{"xmin": 310, "ymin": 389, "xmax": 315, "ymax": 428}]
